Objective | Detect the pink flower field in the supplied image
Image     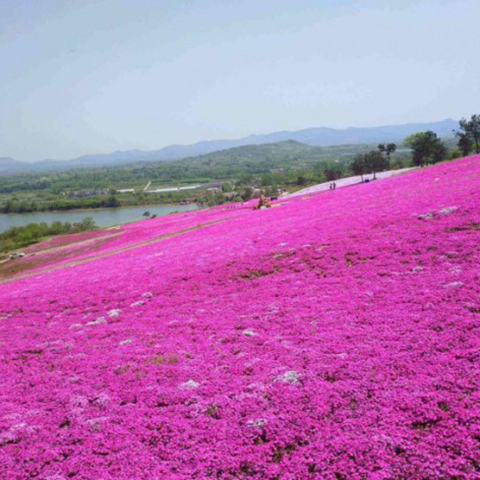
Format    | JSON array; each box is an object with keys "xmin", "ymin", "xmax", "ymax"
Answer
[
  {"xmin": 1, "ymin": 156, "xmax": 480, "ymax": 479},
  {"xmin": 23, "ymin": 231, "xmax": 114, "ymax": 255}
]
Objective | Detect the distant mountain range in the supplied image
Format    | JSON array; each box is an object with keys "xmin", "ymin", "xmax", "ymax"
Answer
[{"xmin": 0, "ymin": 118, "xmax": 458, "ymax": 174}]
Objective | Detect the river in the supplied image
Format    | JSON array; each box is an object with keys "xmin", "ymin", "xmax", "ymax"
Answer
[{"xmin": 0, "ymin": 204, "xmax": 199, "ymax": 234}]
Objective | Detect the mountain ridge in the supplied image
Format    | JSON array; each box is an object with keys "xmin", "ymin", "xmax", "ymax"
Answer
[{"xmin": 1, "ymin": 118, "xmax": 458, "ymax": 173}]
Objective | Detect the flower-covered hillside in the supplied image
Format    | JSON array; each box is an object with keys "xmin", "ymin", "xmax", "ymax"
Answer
[
  {"xmin": 0, "ymin": 206, "xmax": 244, "ymax": 280},
  {"xmin": 1, "ymin": 156, "xmax": 480, "ymax": 479}
]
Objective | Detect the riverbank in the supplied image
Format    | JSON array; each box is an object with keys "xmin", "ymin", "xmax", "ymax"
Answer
[{"xmin": 0, "ymin": 203, "xmax": 198, "ymax": 234}]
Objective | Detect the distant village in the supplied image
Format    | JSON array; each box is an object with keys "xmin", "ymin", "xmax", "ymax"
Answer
[{"xmin": 64, "ymin": 181, "xmax": 286, "ymax": 203}]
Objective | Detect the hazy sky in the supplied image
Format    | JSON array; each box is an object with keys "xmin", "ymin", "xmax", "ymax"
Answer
[{"xmin": 0, "ymin": 0, "xmax": 478, "ymax": 161}]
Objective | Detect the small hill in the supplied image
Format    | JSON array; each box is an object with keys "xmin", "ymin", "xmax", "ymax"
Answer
[
  {"xmin": 181, "ymin": 140, "xmax": 319, "ymax": 166},
  {"xmin": 0, "ymin": 157, "xmax": 24, "ymax": 173},
  {"xmin": 1, "ymin": 155, "xmax": 480, "ymax": 478}
]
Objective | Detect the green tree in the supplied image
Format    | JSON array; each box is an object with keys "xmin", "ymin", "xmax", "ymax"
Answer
[
  {"xmin": 404, "ymin": 131, "xmax": 447, "ymax": 167},
  {"xmin": 322, "ymin": 162, "xmax": 344, "ymax": 182},
  {"xmin": 50, "ymin": 221, "xmax": 64, "ymax": 235},
  {"xmin": 239, "ymin": 186, "xmax": 254, "ymax": 201},
  {"xmin": 2, "ymin": 200, "xmax": 14, "ymax": 213},
  {"xmin": 449, "ymin": 149, "xmax": 462, "ymax": 160},
  {"xmin": 221, "ymin": 182, "xmax": 234, "ymax": 193},
  {"xmin": 296, "ymin": 175, "xmax": 308, "ymax": 186},
  {"xmin": 350, "ymin": 154, "xmax": 366, "ymax": 181},
  {"xmin": 364, "ymin": 151, "xmax": 389, "ymax": 179},
  {"xmin": 454, "ymin": 115, "xmax": 480, "ymax": 155},
  {"xmin": 73, "ymin": 217, "xmax": 97, "ymax": 232},
  {"xmin": 105, "ymin": 193, "xmax": 119, "ymax": 208},
  {"xmin": 378, "ymin": 143, "xmax": 397, "ymax": 163},
  {"xmin": 265, "ymin": 185, "xmax": 278, "ymax": 197},
  {"xmin": 455, "ymin": 133, "xmax": 473, "ymax": 157}
]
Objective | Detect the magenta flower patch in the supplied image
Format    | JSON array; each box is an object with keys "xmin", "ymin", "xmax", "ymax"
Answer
[{"xmin": 1, "ymin": 156, "xmax": 480, "ymax": 478}]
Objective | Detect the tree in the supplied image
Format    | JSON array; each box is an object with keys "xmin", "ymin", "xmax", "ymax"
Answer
[
  {"xmin": 265, "ymin": 185, "xmax": 278, "ymax": 197},
  {"xmin": 296, "ymin": 175, "xmax": 308, "ymax": 186},
  {"xmin": 449, "ymin": 149, "xmax": 462, "ymax": 160},
  {"xmin": 378, "ymin": 143, "xmax": 397, "ymax": 163},
  {"xmin": 2, "ymin": 200, "xmax": 14, "ymax": 213},
  {"xmin": 322, "ymin": 162, "xmax": 344, "ymax": 182},
  {"xmin": 404, "ymin": 131, "xmax": 447, "ymax": 167},
  {"xmin": 454, "ymin": 115, "xmax": 480, "ymax": 155},
  {"xmin": 221, "ymin": 182, "xmax": 234, "ymax": 193},
  {"xmin": 237, "ymin": 173, "xmax": 254, "ymax": 185},
  {"xmin": 455, "ymin": 133, "xmax": 473, "ymax": 157},
  {"xmin": 350, "ymin": 154, "xmax": 366, "ymax": 181},
  {"xmin": 364, "ymin": 150, "xmax": 389, "ymax": 179},
  {"xmin": 105, "ymin": 193, "xmax": 119, "ymax": 208},
  {"xmin": 74, "ymin": 217, "xmax": 97, "ymax": 232},
  {"xmin": 240, "ymin": 186, "xmax": 254, "ymax": 201}
]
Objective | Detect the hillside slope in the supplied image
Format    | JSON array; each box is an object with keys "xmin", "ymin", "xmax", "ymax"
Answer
[{"xmin": 1, "ymin": 156, "xmax": 480, "ymax": 478}]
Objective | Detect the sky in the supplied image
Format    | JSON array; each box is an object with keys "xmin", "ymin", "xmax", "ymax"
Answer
[{"xmin": 0, "ymin": 0, "xmax": 478, "ymax": 161}]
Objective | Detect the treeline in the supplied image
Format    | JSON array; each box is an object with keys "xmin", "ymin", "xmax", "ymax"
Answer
[
  {"xmin": 199, "ymin": 155, "xmax": 397, "ymax": 207},
  {"xmin": 400, "ymin": 114, "xmax": 478, "ymax": 167},
  {"xmin": 348, "ymin": 114, "xmax": 479, "ymax": 176},
  {"xmin": 1, "ymin": 194, "xmax": 120, "ymax": 214},
  {"xmin": 348, "ymin": 133, "xmax": 447, "ymax": 181},
  {"xmin": 349, "ymin": 144, "xmax": 395, "ymax": 180},
  {"xmin": 0, "ymin": 217, "xmax": 98, "ymax": 254},
  {"xmin": 0, "ymin": 189, "xmax": 202, "ymax": 214}
]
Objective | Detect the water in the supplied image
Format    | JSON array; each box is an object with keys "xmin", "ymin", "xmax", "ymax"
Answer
[{"xmin": 0, "ymin": 204, "xmax": 199, "ymax": 234}]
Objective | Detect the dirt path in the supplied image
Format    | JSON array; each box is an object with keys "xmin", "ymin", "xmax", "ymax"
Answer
[{"xmin": 0, "ymin": 218, "xmax": 233, "ymax": 285}]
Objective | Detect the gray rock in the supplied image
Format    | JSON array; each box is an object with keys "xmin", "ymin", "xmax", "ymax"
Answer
[
  {"xmin": 86, "ymin": 317, "xmax": 107, "ymax": 326},
  {"xmin": 180, "ymin": 380, "xmax": 200, "ymax": 389},
  {"xmin": 445, "ymin": 281, "xmax": 463, "ymax": 288},
  {"xmin": 247, "ymin": 418, "xmax": 267, "ymax": 427},
  {"xmin": 438, "ymin": 206, "xmax": 458, "ymax": 215},
  {"xmin": 276, "ymin": 370, "xmax": 301, "ymax": 385}
]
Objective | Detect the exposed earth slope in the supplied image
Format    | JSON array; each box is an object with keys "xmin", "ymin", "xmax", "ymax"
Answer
[{"xmin": 1, "ymin": 156, "xmax": 480, "ymax": 479}]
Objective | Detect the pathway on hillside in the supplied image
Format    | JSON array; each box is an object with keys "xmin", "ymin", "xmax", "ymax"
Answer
[{"xmin": 284, "ymin": 166, "xmax": 416, "ymax": 198}]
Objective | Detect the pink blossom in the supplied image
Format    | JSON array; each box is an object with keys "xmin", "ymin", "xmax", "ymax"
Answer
[{"xmin": 1, "ymin": 156, "xmax": 480, "ymax": 478}]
